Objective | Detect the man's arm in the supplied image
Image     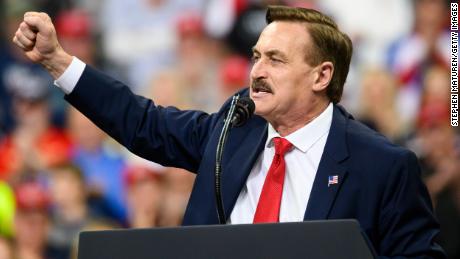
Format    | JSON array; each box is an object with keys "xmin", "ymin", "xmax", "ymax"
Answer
[
  {"xmin": 65, "ymin": 64, "xmax": 220, "ymax": 171},
  {"xmin": 12, "ymin": 12, "xmax": 222, "ymax": 172}
]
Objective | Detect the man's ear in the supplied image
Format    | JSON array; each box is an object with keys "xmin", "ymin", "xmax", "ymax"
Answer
[{"xmin": 312, "ymin": 61, "xmax": 334, "ymax": 92}]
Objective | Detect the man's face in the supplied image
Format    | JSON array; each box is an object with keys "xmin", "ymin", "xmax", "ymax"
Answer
[{"xmin": 250, "ymin": 21, "xmax": 319, "ymax": 123}]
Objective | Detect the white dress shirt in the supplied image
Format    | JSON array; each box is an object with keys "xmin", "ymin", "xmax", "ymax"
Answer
[
  {"xmin": 229, "ymin": 104, "xmax": 333, "ymax": 224},
  {"xmin": 55, "ymin": 57, "xmax": 86, "ymax": 94},
  {"xmin": 56, "ymin": 57, "xmax": 333, "ymax": 224}
]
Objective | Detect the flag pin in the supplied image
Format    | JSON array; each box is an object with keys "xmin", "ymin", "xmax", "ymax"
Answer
[{"xmin": 328, "ymin": 175, "xmax": 339, "ymax": 187}]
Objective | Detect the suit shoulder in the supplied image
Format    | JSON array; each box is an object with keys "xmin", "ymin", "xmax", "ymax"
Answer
[
  {"xmin": 343, "ymin": 115, "xmax": 421, "ymax": 195},
  {"xmin": 346, "ymin": 116, "xmax": 413, "ymax": 162}
]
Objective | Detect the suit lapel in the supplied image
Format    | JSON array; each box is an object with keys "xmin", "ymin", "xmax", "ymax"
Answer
[
  {"xmin": 304, "ymin": 154, "xmax": 348, "ymax": 220},
  {"xmin": 210, "ymin": 104, "xmax": 352, "ymax": 222},
  {"xmin": 221, "ymin": 115, "xmax": 267, "ymax": 220},
  {"xmin": 304, "ymin": 105, "xmax": 350, "ymax": 220}
]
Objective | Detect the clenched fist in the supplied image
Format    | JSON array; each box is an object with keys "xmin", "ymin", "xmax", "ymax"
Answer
[{"xmin": 12, "ymin": 12, "xmax": 72, "ymax": 79}]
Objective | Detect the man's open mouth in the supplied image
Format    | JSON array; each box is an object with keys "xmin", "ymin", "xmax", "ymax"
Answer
[{"xmin": 251, "ymin": 80, "xmax": 273, "ymax": 94}]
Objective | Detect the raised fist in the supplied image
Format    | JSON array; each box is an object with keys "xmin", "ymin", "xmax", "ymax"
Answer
[{"xmin": 12, "ymin": 12, "xmax": 72, "ymax": 78}]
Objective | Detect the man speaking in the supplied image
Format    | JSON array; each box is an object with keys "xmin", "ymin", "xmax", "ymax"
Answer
[{"xmin": 13, "ymin": 5, "xmax": 444, "ymax": 258}]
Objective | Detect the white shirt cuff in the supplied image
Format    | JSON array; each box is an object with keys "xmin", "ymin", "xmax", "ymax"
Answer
[{"xmin": 54, "ymin": 56, "xmax": 86, "ymax": 95}]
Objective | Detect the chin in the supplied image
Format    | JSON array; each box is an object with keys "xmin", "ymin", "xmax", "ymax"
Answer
[
  {"xmin": 250, "ymin": 93, "xmax": 275, "ymax": 116},
  {"xmin": 253, "ymin": 104, "xmax": 270, "ymax": 117}
]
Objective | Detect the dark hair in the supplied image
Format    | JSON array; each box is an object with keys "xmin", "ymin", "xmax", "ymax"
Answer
[
  {"xmin": 50, "ymin": 163, "xmax": 85, "ymax": 183},
  {"xmin": 266, "ymin": 6, "xmax": 353, "ymax": 104}
]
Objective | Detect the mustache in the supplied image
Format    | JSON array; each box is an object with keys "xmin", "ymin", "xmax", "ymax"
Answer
[{"xmin": 251, "ymin": 78, "xmax": 273, "ymax": 93}]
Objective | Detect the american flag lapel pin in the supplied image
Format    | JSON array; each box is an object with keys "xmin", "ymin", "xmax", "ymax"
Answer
[{"xmin": 328, "ymin": 175, "xmax": 339, "ymax": 187}]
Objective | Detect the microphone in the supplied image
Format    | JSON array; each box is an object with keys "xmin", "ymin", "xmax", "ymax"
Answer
[
  {"xmin": 231, "ymin": 97, "xmax": 255, "ymax": 127},
  {"xmin": 215, "ymin": 95, "xmax": 255, "ymax": 224}
]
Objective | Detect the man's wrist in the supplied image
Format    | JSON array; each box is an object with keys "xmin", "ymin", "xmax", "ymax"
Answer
[
  {"xmin": 41, "ymin": 47, "xmax": 73, "ymax": 79},
  {"xmin": 54, "ymin": 56, "xmax": 86, "ymax": 94}
]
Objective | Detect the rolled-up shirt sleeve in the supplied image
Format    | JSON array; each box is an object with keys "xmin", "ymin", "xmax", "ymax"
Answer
[{"xmin": 54, "ymin": 56, "xmax": 86, "ymax": 95}]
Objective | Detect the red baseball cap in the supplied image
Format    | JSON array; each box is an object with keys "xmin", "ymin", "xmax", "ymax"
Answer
[
  {"xmin": 55, "ymin": 9, "xmax": 92, "ymax": 39},
  {"xmin": 14, "ymin": 182, "xmax": 49, "ymax": 211},
  {"xmin": 220, "ymin": 56, "xmax": 250, "ymax": 89},
  {"xmin": 176, "ymin": 13, "xmax": 204, "ymax": 38},
  {"xmin": 124, "ymin": 166, "xmax": 160, "ymax": 187}
]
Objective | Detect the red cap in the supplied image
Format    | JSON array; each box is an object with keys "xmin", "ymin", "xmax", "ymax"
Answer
[
  {"xmin": 15, "ymin": 182, "xmax": 49, "ymax": 211},
  {"xmin": 55, "ymin": 9, "xmax": 92, "ymax": 39},
  {"xmin": 124, "ymin": 166, "xmax": 160, "ymax": 187},
  {"xmin": 176, "ymin": 13, "xmax": 204, "ymax": 38},
  {"xmin": 220, "ymin": 56, "xmax": 250, "ymax": 89}
]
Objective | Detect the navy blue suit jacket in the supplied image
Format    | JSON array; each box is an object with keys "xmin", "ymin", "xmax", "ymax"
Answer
[{"xmin": 66, "ymin": 65, "xmax": 444, "ymax": 258}]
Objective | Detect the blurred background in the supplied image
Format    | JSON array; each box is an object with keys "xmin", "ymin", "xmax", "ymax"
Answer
[{"xmin": 0, "ymin": 0, "xmax": 457, "ymax": 258}]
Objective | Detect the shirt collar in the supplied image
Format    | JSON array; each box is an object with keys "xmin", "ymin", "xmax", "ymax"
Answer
[{"xmin": 266, "ymin": 103, "xmax": 333, "ymax": 153}]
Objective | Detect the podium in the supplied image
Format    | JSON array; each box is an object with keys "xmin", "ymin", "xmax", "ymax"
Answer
[{"xmin": 78, "ymin": 219, "xmax": 376, "ymax": 259}]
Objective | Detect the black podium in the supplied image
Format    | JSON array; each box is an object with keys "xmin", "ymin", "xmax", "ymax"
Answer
[{"xmin": 78, "ymin": 219, "xmax": 376, "ymax": 259}]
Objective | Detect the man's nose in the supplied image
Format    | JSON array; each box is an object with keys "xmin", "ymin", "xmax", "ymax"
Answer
[{"xmin": 250, "ymin": 59, "xmax": 268, "ymax": 80}]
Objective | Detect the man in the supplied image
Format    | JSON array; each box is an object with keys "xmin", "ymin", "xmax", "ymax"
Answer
[
  {"xmin": 124, "ymin": 165, "xmax": 162, "ymax": 228},
  {"xmin": 12, "ymin": 5, "xmax": 444, "ymax": 258},
  {"xmin": 12, "ymin": 181, "xmax": 60, "ymax": 259}
]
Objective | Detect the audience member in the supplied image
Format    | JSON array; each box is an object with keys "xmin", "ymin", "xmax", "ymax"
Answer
[
  {"xmin": 0, "ymin": 77, "xmax": 71, "ymax": 182},
  {"xmin": 225, "ymin": 0, "xmax": 282, "ymax": 58},
  {"xmin": 157, "ymin": 168, "xmax": 195, "ymax": 227},
  {"xmin": 0, "ymin": 0, "xmax": 48, "ymax": 134},
  {"xmin": 218, "ymin": 55, "xmax": 250, "ymax": 104},
  {"xmin": 414, "ymin": 105, "xmax": 460, "ymax": 259},
  {"xmin": 67, "ymin": 107, "xmax": 127, "ymax": 223},
  {"xmin": 358, "ymin": 68, "xmax": 407, "ymax": 142},
  {"xmin": 174, "ymin": 13, "xmax": 222, "ymax": 112},
  {"xmin": 124, "ymin": 165, "xmax": 162, "ymax": 228},
  {"xmin": 55, "ymin": 9, "xmax": 96, "ymax": 66},
  {"xmin": 12, "ymin": 181, "xmax": 61, "ymax": 259},
  {"xmin": 47, "ymin": 163, "xmax": 116, "ymax": 258},
  {"xmin": 419, "ymin": 65, "xmax": 450, "ymax": 110},
  {"xmin": 98, "ymin": 0, "xmax": 205, "ymax": 90},
  {"xmin": 145, "ymin": 69, "xmax": 190, "ymax": 110},
  {"xmin": 387, "ymin": 0, "xmax": 449, "ymax": 125}
]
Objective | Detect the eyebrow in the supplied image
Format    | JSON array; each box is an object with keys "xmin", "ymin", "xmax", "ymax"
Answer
[{"xmin": 252, "ymin": 47, "xmax": 288, "ymax": 61}]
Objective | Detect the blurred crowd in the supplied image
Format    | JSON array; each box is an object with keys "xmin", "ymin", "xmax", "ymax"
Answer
[{"xmin": 0, "ymin": 0, "xmax": 458, "ymax": 258}]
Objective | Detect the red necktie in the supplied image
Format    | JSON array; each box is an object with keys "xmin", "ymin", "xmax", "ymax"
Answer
[{"xmin": 253, "ymin": 137, "xmax": 293, "ymax": 223}]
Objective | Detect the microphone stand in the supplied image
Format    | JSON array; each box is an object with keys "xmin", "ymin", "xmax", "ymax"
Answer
[{"xmin": 215, "ymin": 94, "xmax": 239, "ymax": 224}]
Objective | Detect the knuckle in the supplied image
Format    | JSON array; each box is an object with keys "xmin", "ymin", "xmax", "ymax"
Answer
[
  {"xmin": 19, "ymin": 22, "xmax": 28, "ymax": 30},
  {"xmin": 16, "ymin": 41, "xmax": 24, "ymax": 48},
  {"xmin": 23, "ymin": 40, "xmax": 32, "ymax": 47},
  {"xmin": 16, "ymin": 33, "xmax": 24, "ymax": 41},
  {"xmin": 17, "ymin": 33, "xmax": 28, "ymax": 43},
  {"xmin": 24, "ymin": 16, "xmax": 34, "ymax": 25},
  {"xmin": 40, "ymin": 12, "xmax": 50, "ymax": 20}
]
